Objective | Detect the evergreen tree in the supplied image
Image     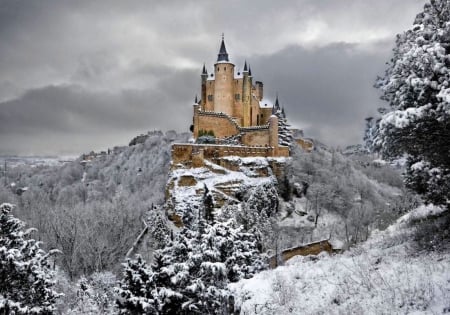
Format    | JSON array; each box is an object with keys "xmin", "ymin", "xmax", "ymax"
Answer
[
  {"xmin": 116, "ymin": 219, "xmax": 265, "ymax": 314},
  {"xmin": 203, "ymin": 185, "xmax": 214, "ymax": 223},
  {"xmin": 272, "ymin": 97, "xmax": 294, "ymax": 147},
  {"xmin": 0, "ymin": 203, "xmax": 61, "ymax": 314},
  {"xmin": 363, "ymin": 116, "xmax": 378, "ymax": 153},
  {"xmin": 374, "ymin": 0, "xmax": 450, "ymax": 209},
  {"xmin": 116, "ymin": 255, "xmax": 159, "ymax": 314},
  {"xmin": 275, "ymin": 108, "xmax": 294, "ymax": 147}
]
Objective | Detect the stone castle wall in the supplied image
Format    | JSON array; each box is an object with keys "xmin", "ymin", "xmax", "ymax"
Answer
[
  {"xmin": 196, "ymin": 112, "xmax": 239, "ymax": 138},
  {"xmin": 171, "ymin": 143, "xmax": 289, "ymax": 166},
  {"xmin": 241, "ymin": 128, "xmax": 270, "ymax": 146}
]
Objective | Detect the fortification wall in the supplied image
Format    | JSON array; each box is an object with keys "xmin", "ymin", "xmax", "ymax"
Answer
[
  {"xmin": 241, "ymin": 128, "xmax": 270, "ymax": 146},
  {"xmin": 277, "ymin": 146, "xmax": 290, "ymax": 157},
  {"xmin": 197, "ymin": 112, "xmax": 239, "ymax": 138},
  {"xmin": 172, "ymin": 143, "xmax": 278, "ymax": 165}
]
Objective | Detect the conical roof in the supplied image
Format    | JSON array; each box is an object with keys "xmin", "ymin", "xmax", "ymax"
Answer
[{"xmin": 217, "ymin": 34, "xmax": 229, "ymax": 62}]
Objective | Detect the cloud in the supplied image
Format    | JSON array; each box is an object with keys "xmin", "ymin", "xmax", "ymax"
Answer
[
  {"xmin": 248, "ymin": 41, "xmax": 391, "ymax": 147},
  {"xmin": 0, "ymin": 0, "xmax": 427, "ymax": 154}
]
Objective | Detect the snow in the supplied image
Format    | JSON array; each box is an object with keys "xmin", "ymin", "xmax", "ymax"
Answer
[
  {"xmin": 396, "ymin": 204, "xmax": 446, "ymax": 225},
  {"xmin": 230, "ymin": 206, "xmax": 450, "ymax": 314},
  {"xmin": 380, "ymin": 105, "xmax": 429, "ymax": 129},
  {"xmin": 437, "ymin": 87, "xmax": 450, "ymax": 103},
  {"xmin": 259, "ymin": 99, "xmax": 274, "ymax": 108}
]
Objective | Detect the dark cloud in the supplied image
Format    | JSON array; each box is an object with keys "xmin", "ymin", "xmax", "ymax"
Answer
[
  {"xmin": 0, "ymin": 0, "xmax": 427, "ymax": 155},
  {"xmin": 249, "ymin": 41, "xmax": 391, "ymax": 147},
  {"xmin": 0, "ymin": 70, "xmax": 197, "ymax": 155}
]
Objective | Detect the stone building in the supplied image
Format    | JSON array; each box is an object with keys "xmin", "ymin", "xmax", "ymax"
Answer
[{"xmin": 191, "ymin": 36, "xmax": 289, "ymax": 157}]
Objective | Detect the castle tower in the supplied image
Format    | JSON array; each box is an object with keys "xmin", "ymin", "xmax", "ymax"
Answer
[
  {"xmin": 201, "ymin": 64, "xmax": 208, "ymax": 111},
  {"xmin": 213, "ymin": 35, "xmax": 235, "ymax": 116},
  {"xmin": 242, "ymin": 61, "xmax": 252, "ymax": 126},
  {"xmin": 269, "ymin": 115, "xmax": 279, "ymax": 156},
  {"xmin": 193, "ymin": 96, "xmax": 200, "ymax": 137}
]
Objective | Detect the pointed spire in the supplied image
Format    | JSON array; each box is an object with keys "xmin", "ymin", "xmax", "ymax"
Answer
[
  {"xmin": 217, "ymin": 33, "xmax": 229, "ymax": 62},
  {"xmin": 202, "ymin": 63, "xmax": 207, "ymax": 75},
  {"xmin": 194, "ymin": 95, "xmax": 198, "ymax": 104},
  {"xmin": 275, "ymin": 93, "xmax": 280, "ymax": 110},
  {"xmin": 281, "ymin": 107, "xmax": 286, "ymax": 118},
  {"xmin": 248, "ymin": 64, "xmax": 252, "ymax": 76},
  {"xmin": 243, "ymin": 60, "xmax": 248, "ymax": 72}
]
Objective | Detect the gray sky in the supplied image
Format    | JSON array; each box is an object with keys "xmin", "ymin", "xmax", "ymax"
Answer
[{"xmin": 0, "ymin": 0, "xmax": 426, "ymax": 155}]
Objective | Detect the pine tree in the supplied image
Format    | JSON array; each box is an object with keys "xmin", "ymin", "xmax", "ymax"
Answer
[
  {"xmin": 363, "ymin": 116, "xmax": 379, "ymax": 153},
  {"xmin": 0, "ymin": 203, "xmax": 61, "ymax": 314},
  {"xmin": 275, "ymin": 107, "xmax": 294, "ymax": 147},
  {"xmin": 116, "ymin": 219, "xmax": 265, "ymax": 314},
  {"xmin": 203, "ymin": 184, "xmax": 214, "ymax": 223},
  {"xmin": 116, "ymin": 255, "xmax": 158, "ymax": 314},
  {"xmin": 374, "ymin": 0, "xmax": 450, "ymax": 209}
]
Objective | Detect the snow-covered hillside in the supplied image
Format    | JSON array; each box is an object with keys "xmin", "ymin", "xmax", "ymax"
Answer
[{"xmin": 230, "ymin": 205, "xmax": 450, "ymax": 314}]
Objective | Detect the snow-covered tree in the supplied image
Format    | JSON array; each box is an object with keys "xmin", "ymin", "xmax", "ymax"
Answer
[
  {"xmin": 273, "ymin": 98, "xmax": 294, "ymax": 147},
  {"xmin": 363, "ymin": 116, "xmax": 379, "ymax": 153},
  {"xmin": 116, "ymin": 255, "xmax": 157, "ymax": 314},
  {"xmin": 0, "ymin": 203, "xmax": 61, "ymax": 314},
  {"xmin": 374, "ymin": 0, "xmax": 450, "ymax": 209},
  {"xmin": 116, "ymin": 219, "xmax": 265, "ymax": 314}
]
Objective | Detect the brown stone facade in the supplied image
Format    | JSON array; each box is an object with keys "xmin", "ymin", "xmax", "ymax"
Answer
[
  {"xmin": 194, "ymin": 110, "xmax": 239, "ymax": 139},
  {"xmin": 171, "ymin": 143, "xmax": 289, "ymax": 167}
]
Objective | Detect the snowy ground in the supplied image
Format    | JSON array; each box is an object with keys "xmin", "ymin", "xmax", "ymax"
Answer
[
  {"xmin": 167, "ymin": 156, "xmax": 281, "ymax": 221},
  {"xmin": 277, "ymin": 198, "xmax": 345, "ymax": 249},
  {"xmin": 230, "ymin": 205, "xmax": 450, "ymax": 315}
]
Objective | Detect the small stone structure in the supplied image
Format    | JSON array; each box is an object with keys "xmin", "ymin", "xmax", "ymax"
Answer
[{"xmin": 269, "ymin": 240, "xmax": 336, "ymax": 268}]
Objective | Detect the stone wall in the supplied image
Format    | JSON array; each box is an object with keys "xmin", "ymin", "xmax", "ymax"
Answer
[
  {"xmin": 277, "ymin": 146, "xmax": 290, "ymax": 157},
  {"xmin": 296, "ymin": 138, "xmax": 314, "ymax": 152},
  {"xmin": 172, "ymin": 144, "xmax": 278, "ymax": 165},
  {"xmin": 269, "ymin": 240, "xmax": 334, "ymax": 268},
  {"xmin": 241, "ymin": 128, "xmax": 270, "ymax": 146},
  {"xmin": 196, "ymin": 112, "xmax": 239, "ymax": 138}
]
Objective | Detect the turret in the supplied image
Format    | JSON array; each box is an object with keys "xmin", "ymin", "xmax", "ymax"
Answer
[
  {"xmin": 269, "ymin": 115, "xmax": 279, "ymax": 156},
  {"xmin": 193, "ymin": 95, "xmax": 200, "ymax": 138},
  {"xmin": 201, "ymin": 64, "xmax": 208, "ymax": 110},
  {"xmin": 213, "ymin": 34, "xmax": 234, "ymax": 115},
  {"xmin": 274, "ymin": 94, "xmax": 281, "ymax": 113},
  {"xmin": 242, "ymin": 60, "xmax": 252, "ymax": 126}
]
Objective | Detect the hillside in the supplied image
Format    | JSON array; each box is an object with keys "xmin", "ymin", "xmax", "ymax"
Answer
[
  {"xmin": 230, "ymin": 205, "xmax": 450, "ymax": 314},
  {"xmin": 0, "ymin": 130, "xmax": 439, "ymax": 314},
  {"xmin": 0, "ymin": 130, "xmax": 190, "ymax": 279}
]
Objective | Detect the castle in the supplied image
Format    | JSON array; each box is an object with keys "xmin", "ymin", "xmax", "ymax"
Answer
[
  {"xmin": 172, "ymin": 37, "xmax": 298, "ymax": 165},
  {"xmin": 196, "ymin": 36, "xmax": 274, "ymax": 131}
]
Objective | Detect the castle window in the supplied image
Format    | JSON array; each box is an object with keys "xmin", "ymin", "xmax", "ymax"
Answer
[
  {"xmin": 224, "ymin": 67, "xmax": 226, "ymax": 71},
  {"xmin": 235, "ymin": 94, "xmax": 240, "ymax": 100},
  {"xmin": 208, "ymin": 95, "xmax": 213, "ymax": 101}
]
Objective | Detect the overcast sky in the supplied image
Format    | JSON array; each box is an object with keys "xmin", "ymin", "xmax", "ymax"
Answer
[{"xmin": 0, "ymin": 0, "xmax": 426, "ymax": 156}]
